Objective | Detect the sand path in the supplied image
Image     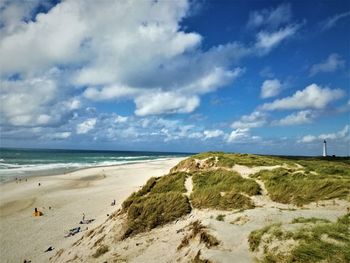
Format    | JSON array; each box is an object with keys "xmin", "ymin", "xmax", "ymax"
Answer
[{"xmin": 184, "ymin": 176, "xmax": 193, "ymax": 197}]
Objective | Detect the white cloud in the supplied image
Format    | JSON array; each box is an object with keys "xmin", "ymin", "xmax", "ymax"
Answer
[
  {"xmin": 321, "ymin": 11, "xmax": 350, "ymax": 31},
  {"xmin": 255, "ymin": 24, "xmax": 299, "ymax": 54},
  {"xmin": 261, "ymin": 84, "xmax": 344, "ymax": 111},
  {"xmin": 203, "ymin": 129, "xmax": 224, "ymax": 139},
  {"xmin": 299, "ymin": 125, "xmax": 349, "ymax": 143},
  {"xmin": 260, "ymin": 79, "xmax": 282, "ymax": 98},
  {"xmin": 247, "ymin": 3, "xmax": 292, "ymax": 29},
  {"xmin": 76, "ymin": 118, "xmax": 96, "ymax": 134},
  {"xmin": 226, "ymin": 128, "xmax": 260, "ymax": 143},
  {"xmin": 0, "ymin": 0, "xmax": 300, "ymax": 121},
  {"xmin": 0, "ymin": 71, "xmax": 80, "ymax": 127},
  {"xmin": 226, "ymin": 128, "xmax": 250, "ymax": 143},
  {"xmin": 231, "ymin": 111, "xmax": 267, "ymax": 129},
  {"xmin": 115, "ymin": 115, "xmax": 128, "ymax": 123},
  {"xmin": 272, "ymin": 110, "xmax": 316, "ymax": 126},
  {"xmin": 134, "ymin": 92, "xmax": 200, "ymax": 116},
  {"xmin": 309, "ymin": 53, "xmax": 345, "ymax": 76}
]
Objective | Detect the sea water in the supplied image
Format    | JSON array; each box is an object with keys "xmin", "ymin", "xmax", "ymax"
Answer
[{"xmin": 0, "ymin": 148, "xmax": 190, "ymax": 182}]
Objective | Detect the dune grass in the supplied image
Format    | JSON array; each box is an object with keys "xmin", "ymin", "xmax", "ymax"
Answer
[
  {"xmin": 122, "ymin": 172, "xmax": 188, "ymax": 211},
  {"xmin": 292, "ymin": 217, "xmax": 331, "ymax": 224},
  {"xmin": 192, "ymin": 169, "xmax": 261, "ymax": 195},
  {"xmin": 190, "ymin": 169, "xmax": 258, "ymax": 210},
  {"xmin": 123, "ymin": 192, "xmax": 191, "ymax": 238},
  {"xmin": 121, "ymin": 172, "xmax": 190, "ymax": 238},
  {"xmin": 252, "ymin": 168, "xmax": 350, "ymax": 205},
  {"xmin": 248, "ymin": 223, "xmax": 282, "ymax": 252},
  {"xmin": 150, "ymin": 172, "xmax": 187, "ymax": 193},
  {"xmin": 92, "ymin": 244, "xmax": 109, "ymax": 258},
  {"xmin": 297, "ymin": 159, "xmax": 350, "ymax": 179},
  {"xmin": 178, "ymin": 220, "xmax": 220, "ymax": 251},
  {"xmin": 216, "ymin": 214, "xmax": 225, "ymax": 221},
  {"xmin": 249, "ymin": 214, "xmax": 350, "ymax": 263},
  {"xmin": 171, "ymin": 152, "xmax": 291, "ymax": 173}
]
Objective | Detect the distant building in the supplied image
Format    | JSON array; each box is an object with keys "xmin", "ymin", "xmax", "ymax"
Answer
[{"xmin": 323, "ymin": 140, "xmax": 327, "ymax": 157}]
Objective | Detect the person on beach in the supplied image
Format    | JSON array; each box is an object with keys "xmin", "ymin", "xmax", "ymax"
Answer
[{"xmin": 33, "ymin": 208, "xmax": 43, "ymax": 216}]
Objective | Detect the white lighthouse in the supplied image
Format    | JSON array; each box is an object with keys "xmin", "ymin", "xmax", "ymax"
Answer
[{"xmin": 323, "ymin": 140, "xmax": 327, "ymax": 157}]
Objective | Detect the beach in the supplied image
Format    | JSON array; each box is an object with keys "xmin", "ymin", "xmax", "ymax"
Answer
[{"xmin": 0, "ymin": 157, "xmax": 185, "ymax": 263}]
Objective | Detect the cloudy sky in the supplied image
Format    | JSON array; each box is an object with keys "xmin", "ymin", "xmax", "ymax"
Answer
[{"xmin": 0, "ymin": 0, "xmax": 349, "ymax": 155}]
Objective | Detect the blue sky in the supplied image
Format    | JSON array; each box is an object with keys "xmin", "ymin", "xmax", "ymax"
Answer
[{"xmin": 0, "ymin": 0, "xmax": 349, "ymax": 155}]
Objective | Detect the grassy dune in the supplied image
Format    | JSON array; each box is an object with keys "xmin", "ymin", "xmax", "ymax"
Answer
[
  {"xmin": 121, "ymin": 172, "xmax": 190, "ymax": 238},
  {"xmin": 191, "ymin": 169, "xmax": 259, "ymax": 210},
  {"xmin": 252, "ymin": 167, "xmax": 350, "ymax": 205},
  {"xmin": 121, "ymin": 152, "xmax": 349, "ymax": 238},
  {"xmin": 249, "ymin": 214, "xmax": 350, "ymax": 263}
]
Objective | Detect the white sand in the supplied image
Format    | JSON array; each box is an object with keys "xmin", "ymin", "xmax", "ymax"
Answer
[{"xmin": 0, "ymin": 158, "xmax": 185, "ymax": 263}]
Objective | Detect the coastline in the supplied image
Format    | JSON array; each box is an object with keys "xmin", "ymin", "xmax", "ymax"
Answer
[
  {"xmin": 0, "ymin": 157, "xmax": 185, "ymax": 263},
  {"xmin": 0, "ymin": 157, "xmax": 189, "ymax": 184}
]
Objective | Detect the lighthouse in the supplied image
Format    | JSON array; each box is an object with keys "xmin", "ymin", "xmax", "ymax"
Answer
[{"xmin": 323, "ymin": 140, "xmax": 327, "ymax": 157}]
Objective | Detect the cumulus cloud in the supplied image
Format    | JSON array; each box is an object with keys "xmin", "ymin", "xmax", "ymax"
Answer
[
  {"xmin": 226, "ymin": 128, "xmax": 260, "ymax": 143},
  {"xmin": 0, "ymin": 70, "xmax": 81, "ymax": 127},
  {"xmin": 261, "ymin": 84, "xmax": 344, "ymax": 111},
  {"xmin": 298, "ymin": 125, "xmax": 349, "ymax": 143},
  {"xmin": 114, "ymin": 115, "xmax": 128, "ymax": 123},
  {"xmin": 231, "ymin": 111, "xmax": 267, "ymax": 129},
  {"xmin": 76, "ymin": 118, "xmax": 96, "ymax": 134},
  {"xmin": 0, "ymin": 0, "xmax": 300, "ymax": 123},
  {"xmin": 203, "ymin": 129, "xmax": 224, "ymax": 139},
  {"xmin": 134, "ymin": 92, "xmax": 200, "ymax": 116},
  {"xmin": 260, "ymin": 79, "xmax": 282, "ymax": 98},
  {"xmin": 272, "ymin": 110, "xmax": 316, "ymax": 126},
  {"xmin": 321, "ymin": 11, "xmax": 350, "ymax": 31},
  {"xmin": 247, "ymin": 3, "xmax": 292, "ymax": 29},
  {"xmin": 309, "ymin": 53, "xmax": 345, "ymax": 76}
]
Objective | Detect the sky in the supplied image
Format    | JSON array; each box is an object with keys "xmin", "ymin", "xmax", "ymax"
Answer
[{"xmin": 0, "ymin": 0, "xmax": 349, "ymax": 155}]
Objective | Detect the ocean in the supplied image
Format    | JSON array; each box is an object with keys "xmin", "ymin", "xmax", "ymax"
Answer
[{"xmin": 0, "ymin": 148, "xmax": 191, "ymax": 182}]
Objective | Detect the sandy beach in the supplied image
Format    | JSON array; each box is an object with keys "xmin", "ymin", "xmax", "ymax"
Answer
[{"xmin": 0, "ymin": 158, "xmax": 185, "ymax": 263}]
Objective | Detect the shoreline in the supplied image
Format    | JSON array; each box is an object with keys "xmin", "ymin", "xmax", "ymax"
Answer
[
  {"xmin": 0, "ymin": 157, "xmax": 185, "ymax": 263},
  {"xmin": 0, "ymin": 157, "xmax": 189, "ymax": 184}
]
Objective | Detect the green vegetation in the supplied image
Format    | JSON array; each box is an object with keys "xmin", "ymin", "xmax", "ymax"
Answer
[
  {"xmin": 171, "ymin": 152, "xmax": 291, "ymax": 172},
  {"xmin": 216, "ymin": 214, "xmax": 225, "ymax": 221},
  {"xmin": 92, "ymin": 245, "xmax": 109, "ymax": 258},
  {"xmin": 190, "ymin": 169, "xmax": 258, "ymax": 210},
  {"xmin": 122, "ymin": 172, "xmax": 187, "ymax": 211},
  {"xmin": 253, "ymin": 168, "xmax": 350, "ymax": 205},
  {"xmin": 151, "ymin": 172, "xmax": 187, "ymax": 193},
  {"xmin": 248, "ymin": 223, "xmax": 282, "ymax": 252},
  {"xmin": 192, "ymin": 250, "xmax": 213, "ymax": 263},
  {"xmin": 249, "ymin": 214, "xmax": 350, "ymax": 263},
  {"xmin": 121, "ymin": 172, "xmax": 190, "ymax": 238},
  {"xmin": 178, "ymin": 221, "xmax": 220, "ymax": 251},
  {"xmin": 123, "ymin": 192, "xmax": 191, "ymax": 238},
  {"xmin": 292, "ymin": 217, "xmax": 331, "ymax": 224},
  {"xmin": 192, "ymin": 169, "xmax": 260, "ymax": 195},
  {"xmin": 297, "ymin": 159, "xmax": 350, "ymax": 179},
  {"xmin": 120, "ymin": 152, "xmax": 350, "ymax": 238}
]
